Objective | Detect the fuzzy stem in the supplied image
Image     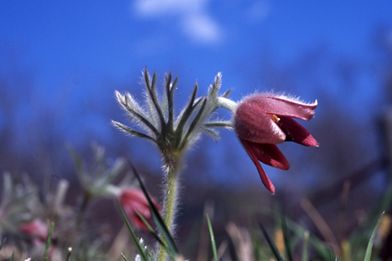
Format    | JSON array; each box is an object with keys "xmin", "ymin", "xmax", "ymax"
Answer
[{"xmin": 157, "ymin": 153, "xmax": 181, "ymax": 261}]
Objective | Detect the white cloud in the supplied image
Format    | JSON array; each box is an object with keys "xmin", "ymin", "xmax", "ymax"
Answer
[
  {"xmin": 134, "ymin": 0, "xmax": 206, "ymax": 17},
  {"xmin": 133, "ymin": 0, "xmax": 222, "ymax": 45},
  {"xmin": 182, "ymin": 13, "xmax": 222, "ymax": 44}
]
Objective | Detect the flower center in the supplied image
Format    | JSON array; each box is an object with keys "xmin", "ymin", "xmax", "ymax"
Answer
[{"xmin": 271, "ymin": 114, "xmax": 281, "ymax": 123}]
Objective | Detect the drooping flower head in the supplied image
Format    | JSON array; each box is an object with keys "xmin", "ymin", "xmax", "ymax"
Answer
[
  {"xmin": 19, "ymin": 218, "xmax": 48, "ymax": 242},
  {"xmin": 119, "ymin": 188, "xmax": 158, "ymax": 230},
  {"xmin": 234, "ymin": 93, "xmax": 318, "ymax": 193}
]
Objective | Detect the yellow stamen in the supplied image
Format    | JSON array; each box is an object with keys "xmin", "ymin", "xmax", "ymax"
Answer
[{"xmin": 271, "ymin": 114, "xmax": 280, "ymax": 122}]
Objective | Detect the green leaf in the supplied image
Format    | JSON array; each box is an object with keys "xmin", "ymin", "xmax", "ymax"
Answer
[
  {"xmin": 208, "ymin": 73, "xmax": 222, "ymax": 98},
  {"xmin": 175, "ymin": 83, "xmax": 199, "ymax": 142},
  {"xmin": 281, "ymin": 216, "xmax": 293, "ymax": 261},
  {"xmin": 202, "ymin": 127, "xmax": 220, "ymax": 140},
  {"xmin": 130, "ymin": 164, "xmax": 179, "ymax": 257},
  {"xmin": 204, "ymin": 121, "xmax": 232, "ymax": 128},
  {"xmin": 258, "ymin": 223, "xmax": 285, "ymax": 261},
  {"xmin": 180, "ymin": 98, "xmax": 207, "ymax": 150},
  {"xmin": 364, "ymin": 211, "xmax": 384, "ymax": 261},
  {"xmin": 122, "ymin": 93, "xmax": 160, "ymax": 136},
  {"xmin": 68, "ymin": 147, "xmax": 85, "ymax": 178},
  {"xmin": 143, "ymin": 69, "xmax": 166, "ymax": 129},
  {"xmin": 112, "ymin": 120, "xmax": 156, "ymax": 142},
  {"xmin": 301, "ymin": 231, "xmax": 309, "ymax": 261},
  {"xmin": 121, "ymin": 252, "xmax": 129, "ymax": 261},
  {"xmin": 206, "ymin": 214, "xmax": 218, "ymax": 261},
  {"xmin": 100, "ymin": 158, "xmax": 126, "ymax": 188},
  {"xmin": 286, "ymin": 219, "xmax": 334, "ymax": 260},
  {"xmin": 119, "ymin": 205, "xmax": 149, "ymax": 261},
  {"xmin": 135, "ymin": 211, "xmax": 166, "ymax": 248},
  {"xmin": 165, "ymin": 74, "xmax": 177, "ymax": 131},
  {"xmin": 43, "ymin": 221, "xmax": 55, "ymax": 261},
  {"xmin": 222, "ymin": 89, "xmax": 231, "ymax": 98}
]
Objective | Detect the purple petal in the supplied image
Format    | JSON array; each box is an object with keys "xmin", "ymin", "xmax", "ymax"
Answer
[
  {"xmin": 241, "ymin": 140, "xmax": 276, "ymax": 193},
  {"xmin": 234, "ymin": 102, "xmax": 286, "ymax": 144},
  {"xmin": 251, "ymin": 142, "xmax": 290, "ymax": 170},
  {"xmin": 244, "ymin": 94, "xmax": 317, "ymax": 120},
  {"xmin": 278, "ymin": 116, "xmax": 319, "ymax": 147}
]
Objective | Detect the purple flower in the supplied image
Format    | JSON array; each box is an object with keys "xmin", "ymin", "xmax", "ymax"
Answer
[
  {"xmin": 119, "ymin": 188, "xmax": 159, "ymax": 230},
  {"xmin": 234, "ymin": 94, "xmax": 318, "ymax": 193},
  {"xmin": 19, "ymin": 218, "xmax": 48, "ymax": 242}
]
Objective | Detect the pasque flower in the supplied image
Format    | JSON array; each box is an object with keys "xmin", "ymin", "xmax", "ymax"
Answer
[
  {"xmin": 119, "ymin": 188, "xmax": 158, "ymax": 230},
  {"xmin": 19, "ymin": 218, "xmax": 48, "ymax": 241},
  {"xmin": 234, "ymin": 93, "xmax": 318, "ymax": 193}
]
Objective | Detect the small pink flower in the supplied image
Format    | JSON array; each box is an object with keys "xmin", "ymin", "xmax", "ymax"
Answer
[
  {"xmin": 119, "ymin": 188, "xmax": 158, "ymax": 230},
  {"xmin": 19, "ymin": 218, "xmax": 48, "ymax": 241},
  {"xmin": 234, "ymin": 93, "xmax": 318, "ymax": 193}
]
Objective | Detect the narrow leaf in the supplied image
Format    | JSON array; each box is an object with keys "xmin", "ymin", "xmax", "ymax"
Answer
[
  {"xmin": 165, "ymin": 74, "xmax": 176, "ymax": 130},
  {"xmin": 123, "ymin": 93, "xmax": 160, "ymax": 136},
  {"xmin": 208, "ymin": 73, "xmax": 222, "ymax": 97},
  {"xmin": 112, "ymin": 121, "xmax": 156, "ymax": 142},
  {"xmin": 68, "ymin": 147, "xmax": 85, "ymax": 177},
  {"xmin": 130, "ymin": 164, "xmax": 179, "ymax": 256},
  {"xmin": 43, "ymin": 221, "xmax": 55, "ymax": 261},
  {"xmin": 135, "ymin": 211, "xmax": 166, "ymax": 247},
  {"xmin": 222, "ymin": 89, "xmax": 231, "ymax": 98},
  {"xmin": 259, "ymin": 223, "xmax": 284, "ymax": 261},
  {"xmin": 119, "ymin": 205, "xmax": 148, "ymax": 261},
  {"xmin": 206, "ymin": 214, "xmax": 218, "ymax": 261},
  {"xmin": 65, "ymin": 247, "xmax": 72, "ymax": 261},
  {"xmin": 364, "ymin": 212, "xmax": 384, "ymax": 261},
  {"xmin": 180, "ymin": 98, "xmax": 207, "ymax": 150},
  {"xmin": 100, "ymin": 158, "xmax": 126, "ymax": 187},
  {"xmin": 120, "ymin": 252, "xmax": 128, "ymax": 261},
  {"xmin": 286, "ymin": 219, "xmax": 334, "ymax": 260},
  {"xmin": 202, "ymin": 127, "xmax": 220, "ymax": 140},
  {"xmin": 301, "ymin": 231, "xmax": 309, "ymax": 261},
  {"xmin": 144, "ymin": 70, "xmax": 166, "ymax": 129},
  {"xmin": 175, "ymin": 83, "xmax": 199, "ymax": 139},
  {"xmin": 204, "ymin": 121, "xmax": 233, "ymax": 128},
  {"xmin": 281, "ymin": 216, "xmax": 293, "ymax": 261}
]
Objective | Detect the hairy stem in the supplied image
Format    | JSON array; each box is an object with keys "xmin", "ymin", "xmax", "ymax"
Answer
[{"xmin": 158, "ymin": 152, "xmax": 181, "ymax": 261}]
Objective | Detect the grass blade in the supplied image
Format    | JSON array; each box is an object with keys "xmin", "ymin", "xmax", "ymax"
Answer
[
  {"xmin": 364, "ymin": 211, "xmax": 384, "ymax": 261},
  {"xmin": 281, "ymin": 215, "xmax": 293, "ymax": 261},
  {"xmin": 301, "ymin": 231, "xmax": 309, "ymax": 261},
  {"xmin": 121, "ymin": 252, "xmax": 129, "ymax": 261},
  {"xmin": 206, "ymin": 214, "xmax": 218, "ymax": 261},
  {"xmin": 65, "ymin": 247, "xmax": 72, "ymax": 261},
  {"xmin": 135, "ymin": 211, "xmax": 166, "ymax": 248},
  {"xmin": 130, "ymin": 164, "xmax": 179, "ymax": 256},
  {"xmin": 43, "ymin": 221, "xmax": 55, "ymax": 261},
  {"xmin": 285, "ymin": 219, "xmax": 335, "ymax": 260},
  {"xmin": 259, "ymin": 223, "xmax": 285, "ymax": 261},
  {"xmin": 119, "ymin": 205, "xmax": 148, "ymax": 261}
]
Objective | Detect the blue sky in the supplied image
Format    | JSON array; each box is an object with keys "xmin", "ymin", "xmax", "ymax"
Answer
[
  {"xmin": 2, "ymin": 0, "xmax": 391, "ymax": 88},
  {"xmin": 1, "ymin": 1, "xmax": 392, "ymax": 187}
]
